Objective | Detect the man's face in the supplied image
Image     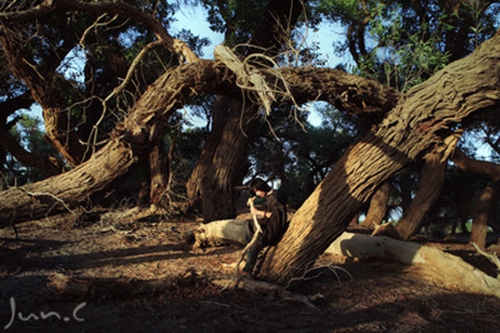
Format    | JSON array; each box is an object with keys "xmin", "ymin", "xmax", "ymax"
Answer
[{"xmin": 254, "ymin": 189, "xmax": 266, "ymax": 197}]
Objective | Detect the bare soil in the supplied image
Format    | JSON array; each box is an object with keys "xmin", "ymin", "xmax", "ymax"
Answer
[{"xmin": 1, "ymin": 210, "xmax": 500, "ymax": 333}]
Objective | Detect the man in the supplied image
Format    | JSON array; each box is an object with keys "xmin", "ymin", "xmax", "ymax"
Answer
[{"xmin": 242, "ymin": 178, "xmax": 287, "ymax": 275}]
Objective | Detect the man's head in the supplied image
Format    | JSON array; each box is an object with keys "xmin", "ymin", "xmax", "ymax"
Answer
[{"xmin": 248, "ymin": 178, "xmax": 271, "ymax": 197}]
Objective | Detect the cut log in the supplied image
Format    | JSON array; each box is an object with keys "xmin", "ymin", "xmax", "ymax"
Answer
[
  {"xmin": 187, "ymin": 219, "xmax": 251, "ymax": 248},
  {"xmin": 189, "ymin": 219, "xmax": 500, "ymax": 298}
]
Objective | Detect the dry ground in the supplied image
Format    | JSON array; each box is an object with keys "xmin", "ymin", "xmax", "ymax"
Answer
[{"xmin": 1, "ymin": 209, "xmax": 500, "ymax": 333}]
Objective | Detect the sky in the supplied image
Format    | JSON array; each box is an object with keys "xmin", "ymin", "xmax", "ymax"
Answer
[
  {"xmin": 170, "ymin": 4, "xmax": 348, "ymax": 127},
  {"xmin": 171, "ymin": 5, "xmax": 346, "ymax": 66}
]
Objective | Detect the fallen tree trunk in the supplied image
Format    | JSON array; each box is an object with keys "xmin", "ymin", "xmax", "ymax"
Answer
[
  {"xmin": 326, "ymin": 233, "xmax": 500, "ymax": 298},
  {"xmin": 189, "ymin": 220, "xmax": 500, "ymax": 298}
]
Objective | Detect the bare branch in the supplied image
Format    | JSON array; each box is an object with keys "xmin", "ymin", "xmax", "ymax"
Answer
[{"xmin": 0, "ymin": 0, "xmax": 198, "ymax": 63}]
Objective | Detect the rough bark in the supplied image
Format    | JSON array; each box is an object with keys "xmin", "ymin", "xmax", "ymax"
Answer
[
  {"xmin": 325, "ymin": 232, "xmax": 500, "ymax": 298},
  {"xmin": 0, "ymin": 58, "xmax": 396, "ymax": 224},
  {"xmin": 186, "ymin": 0, "xmax": 307, "ymax": 221},
  {"xmin": 200, "ymin": 102, "xmax": 254, "ymax": 221},
  {"xmin": 361, "ymin": 181, "xmax": 391, "ymax": 228},
  {"xmin": 0, "ymin": 60, "xmax": 221, "ymax": 222},
  {"xmin": 258, "ymin": 31, "xmax": 500, "ymax": 285},
  {"xmin": 186, "ymin": 96, "xmax": 237, "ymax": 214},
  {"xmin": 394, "ymin": 132, "xmax": 461, "ymax": 240}
]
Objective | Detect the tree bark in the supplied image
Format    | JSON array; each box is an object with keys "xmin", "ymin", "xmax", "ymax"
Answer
[
  {"xmin": 258, "ymin": 31, "xmax": 500, "ymax": 285},
  {"xmin": 394, "ymin": 132, "xmax": 461, "ymax": 240},
  {"xmin": 186, "ymin": 0, "xmax": 306, "ymax": 221},
  {"xmin": 0, "ymin": 60, "xmax": 221, "ymax": 222},
  {"xmin": 200, "ymin": 108, "xmax": 254, "ymax": 222},
  {"xmin": 186, "ymin": 96, "xmax": 234, "ymax": 213},
  {"xmin": 361, "ymin": 181, "xmax": 391, "ymax": 228},
  {"xmin": 0, "ymin": 59, "xmax": 397, "ymax": 224}
]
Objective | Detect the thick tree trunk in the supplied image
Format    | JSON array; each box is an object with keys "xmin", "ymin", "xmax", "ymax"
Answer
[
  {"xmin": 0, "ymin": 59, "xmax": 396, "ymax": 225},
  {"xmin": 394, "ymin": 132, "xmax": 460, "ymax": 240},
  {"xmin": 200, "ymin": 101, "xmax": 255, "ymax": 222},
  {"xmin": 361, "ymin": 181, "xmax": 391, "ymax": 228},
  {"xmin": 0, "ymin": 60, "xmax": 220, "ymax": 223},
  {"xmin": 470, "ymin": 183, "xmax": 498, "ymax": 249},
  {"xmin": 258, "ymin": 32, "xmax": 500, "ymax": 285},
  {"xmin": 186, "ymin": 96, "xmax": 233, "ymax": 213}
]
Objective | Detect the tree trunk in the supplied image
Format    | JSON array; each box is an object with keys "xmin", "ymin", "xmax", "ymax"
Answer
[
  {"xmin": 0, "ymin": 126, "xmax": 61, "ymax": 177},
  {"xmin": 361, "ymin": 181, "xmax": 391, "ymax": 228},
  {"xmin": 470, "ymin": 183, "xmax": 498, "ymax": 249},
  {"xmin": 0, "ymin": 33, "xmax": 86, "ymax": 167},
  {"xmin": 0, "ymin": 59, "xmax": 398, "ymax": 225},
  {"xmin": 43, "ymin": 106, "xmax": 87, "ymax": 166},
  {"xmin": 258, "ymin": 32, "xmax": 500, "ymax": 285},
  {"xmin": 325, "ymin": 232, "xmax": 500, "ymax": 298},
  {"xmin": 451, "ymin": 148, "xmax": 500, "ymax": 247},
  {"xmin": 0, "ymin": 60, "xmax": 221, "ymax": 223},
  {"xmin": 186, "ymin": 96, "xmax": 233, "ymax": 213},
  {"xmin": 395, "ymin": 132, "xmax": 460, "ymax": 240},
  {"xmin": 149, "ymin": 140, "xmax": 169, "ymax": 207},
  {"xmin": 200, "ymin": 101, "xmax": 255, "ymax": 222}
]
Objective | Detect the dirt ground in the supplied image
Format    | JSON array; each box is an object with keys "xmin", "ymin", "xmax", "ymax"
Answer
[{"xmin": 1, "ymin": 209, "xmax": 500, "ymax": 333}]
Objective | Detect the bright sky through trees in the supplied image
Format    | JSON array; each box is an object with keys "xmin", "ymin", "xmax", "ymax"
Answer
[{"xmin": 171, "ymin": 4, "xmax": 348, "ymax": 127}]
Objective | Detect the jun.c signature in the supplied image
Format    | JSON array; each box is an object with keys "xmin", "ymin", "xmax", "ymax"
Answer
[{"xmin": 4, "ymin": 297, "xmax": 86, "ymax": 330}]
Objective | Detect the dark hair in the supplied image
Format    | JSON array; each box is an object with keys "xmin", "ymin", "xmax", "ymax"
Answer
[{"xmin": 247, "ymin": 178, "xmax": 271, "ymax": 195}]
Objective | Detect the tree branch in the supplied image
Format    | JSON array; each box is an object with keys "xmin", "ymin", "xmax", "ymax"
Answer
[{"xmin": 0, "ymin": 0, "xmax": 198, "ymax": 63}]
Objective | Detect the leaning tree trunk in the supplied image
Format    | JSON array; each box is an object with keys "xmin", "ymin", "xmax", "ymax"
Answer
[
  {"xmin": 0, "ymin": 34, "xmax": 86, "ymax": 167},
  {"xmin": 394, "ymin": 132, "xmax": 460, "ymax": 240},
  {"xmin": 0, "ymin": 60, "xmax": 221, "ymax": 223},
  {"xmin": 361, "ymin": 181, "xmax": 391, "ymax": 228},
  {"xmin": 0, "ymin": 58, "xmax": 398, "ymax": 225},
  {"xmin": 258, "ymin": 31, "xmax": 500, "ymax": 285}
]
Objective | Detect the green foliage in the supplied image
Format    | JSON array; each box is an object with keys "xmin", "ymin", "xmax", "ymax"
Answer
[
  {"xmin": 318, "ymin": 0, "xmax": 499, "ymax": 92},
  {"xmin": 200, "ymin": 0, "xmax": 270, "ymax": 46},
  {"xmin": 246, "ymin": 103, "xmax": 357, "ymax": 208}
]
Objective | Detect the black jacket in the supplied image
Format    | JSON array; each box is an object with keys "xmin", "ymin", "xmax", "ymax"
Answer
[{"xmin": 259, "ymin": 190, "xmax": 287, "ymax": 246}]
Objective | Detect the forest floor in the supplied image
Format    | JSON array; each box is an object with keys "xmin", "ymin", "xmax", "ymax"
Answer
[{"xmin": 1, "ymin": 207, "xmax": 500, "ymax": 333}]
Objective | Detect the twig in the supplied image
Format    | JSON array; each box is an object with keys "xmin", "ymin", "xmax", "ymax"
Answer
[
  {"xmin": 220, "ymin": 197, "xmax": 262, "ymax": 292},
  {"xmin": 472, "ymin": 242, "xmax": 500, "ymax": 278}
]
